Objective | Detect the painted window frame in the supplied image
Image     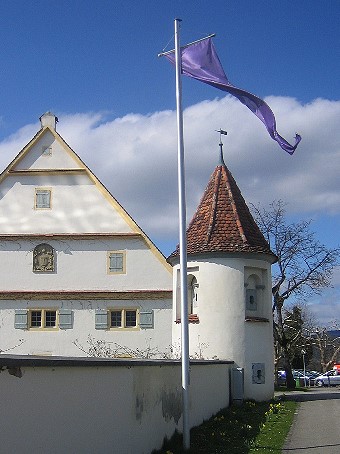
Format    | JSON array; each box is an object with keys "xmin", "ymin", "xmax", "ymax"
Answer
[
  {"xmin": 35, "ymin": 187, "xmax": 52, "ymax": 209},
  {"xmin": 29, "ymin": 309, "xmax": 58, "ymax": 330},
  {"xmin": 107, "ymin": 251, "xmax": 126, "ymax": 274},
  {"xmin": 109, "ymin": 308, "xmax": 139, "ymax": 330}
]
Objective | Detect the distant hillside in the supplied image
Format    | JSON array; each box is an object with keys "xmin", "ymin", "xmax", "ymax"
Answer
[{"xmin": 328, "ymin": 330, "xmax": 340, "ymax": 338}]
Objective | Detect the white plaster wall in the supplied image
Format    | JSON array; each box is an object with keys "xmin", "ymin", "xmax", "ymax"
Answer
[
  {"xmin": 173, "ymin": 258, "xmax": 246, "ymax": 362},
  {"xmin": 244, "ymin": 322, "xmax": 274, "ymax": 401},
  {"xmin": 0, "ymin": 298, "xmax": 172, "ymax": 357},
  {"xmin": 172, "ymin": 256, "xmax": 274, "ymax": 401},
  {"xmin": 0, "ymin": 237, "xmax": 171, "ymax": 290},
  {"xmin": 0, "ymin": 361, "xmax": 231, "ymax": 454},
  {"xmin": 0, "ymin": 174, "xmax": 134, "ymax": 233}
]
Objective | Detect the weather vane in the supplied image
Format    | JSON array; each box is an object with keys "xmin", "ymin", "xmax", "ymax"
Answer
[
  {"xmin": 215, "ymin": 129, "xmax": 227, "ymax": 164},
  {"xmin": 215, "ymin": 128, "xmax": 228, "ymax": 143}
]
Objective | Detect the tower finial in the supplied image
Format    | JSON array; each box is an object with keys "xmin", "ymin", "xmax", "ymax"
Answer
[{"xmin": 215, "ymin": 129, "xmax": 227, "ymax": 165}]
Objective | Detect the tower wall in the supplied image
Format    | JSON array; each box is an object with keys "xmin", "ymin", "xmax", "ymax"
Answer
[{"xmin": 172, "ymin": 254, "xmax": 274, "ymax": 400}]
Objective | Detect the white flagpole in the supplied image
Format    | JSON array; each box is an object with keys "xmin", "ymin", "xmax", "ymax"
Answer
[{"xmin": 174, "ymin": 18, "xmax": 190, "ymax": 450}]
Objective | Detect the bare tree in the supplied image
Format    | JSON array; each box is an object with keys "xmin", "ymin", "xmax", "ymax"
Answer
[
  {"xmin": 307, "ymin": 323, "xmax": 340, "ymax": 372},
  {"xmin": 252, "ymin": 200, "xmax": 339, "ymax": 388}
]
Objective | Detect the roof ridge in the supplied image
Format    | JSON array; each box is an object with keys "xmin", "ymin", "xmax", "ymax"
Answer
[
  {"xmin": 224, "ymin": 165, "xmax": 247, "ymax": 244},
  {"xmin": 206, "ymin": 165, "xmax": 222, "ymax": 244}
]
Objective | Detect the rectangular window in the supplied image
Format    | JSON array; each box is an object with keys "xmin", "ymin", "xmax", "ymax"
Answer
[
  {"xmin": 125, "ymin": 310, "xmax": 137, "ymax": 327},
  {"xmin": 246, "ymin": 289, "xmax": 258, "ymax": 311},
  {"xmin": 29, "ymin": 309, "xmax": 57, "ymax": 329},
  {"xmin": 110, "ymin": 310, "xmax": 122, "ymax": 327},
  {"xmin": 45, "ymin": 310, "xmax": 56, "ymax": 327},
  {"xmin": 42, "ymin": 145, "xmax": 52, "ymax": 156},
  {"xmin": 30, "ymin": 310, "xmax": 42, "ymax": 327},
  {"xmin": 35, "ymin": 189, "xmax": 51, "ymax": 209},
  {"xmin": 109, "ymin": 309, "xmax": 137, "ymax": 329},
  {"xmin": 108, "ymin": 251, "xmax": 126, "ymax": 274}
]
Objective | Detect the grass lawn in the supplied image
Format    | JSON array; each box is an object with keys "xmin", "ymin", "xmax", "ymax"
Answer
[{"xmin": 153, "ymin": 398, "xmax": 297, "ymax": 453}]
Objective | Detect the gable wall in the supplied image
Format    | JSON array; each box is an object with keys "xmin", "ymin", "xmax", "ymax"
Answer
[
  {"xmin": 15, "ymin": 130, "xmax": 83, "ymax": 170},
  {"xmin": 0, "ymin": 174, "xmax": 134, "ymax": 233}
]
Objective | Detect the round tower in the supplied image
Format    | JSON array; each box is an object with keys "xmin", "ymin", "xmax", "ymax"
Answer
[{"xmin": 168, "ymin": 146, "xmax": 277, "ymax": 401}]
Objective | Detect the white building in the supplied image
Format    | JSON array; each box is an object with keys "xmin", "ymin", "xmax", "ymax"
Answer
[
  {"xmin": 0, "ymin": 112, "xmax": 173, "ymax": 357},
  {"xmin": 0, "ymin": 113, "xmax": 276, "ymax": 400}
]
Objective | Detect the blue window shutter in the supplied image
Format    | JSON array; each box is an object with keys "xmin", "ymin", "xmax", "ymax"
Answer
[
  {"xmin": 95, "ymin": 309, "xmax": 108, "ymax": 330},
  {"xmin": 59, "ymin": 309, "xmax": 73, "ymax": 329},
  {"xmin": 14, "ymin": 309, "xmax": 28, "ymax": 329},
  {"xmin": 140, "ymin": 310, "xmax": 154, "ymax": 329}
]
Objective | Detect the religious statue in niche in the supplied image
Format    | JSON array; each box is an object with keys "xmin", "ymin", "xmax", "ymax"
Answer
[{"xmin": 33, "ymin": 243, "xmax": 54, "ymax": 272}]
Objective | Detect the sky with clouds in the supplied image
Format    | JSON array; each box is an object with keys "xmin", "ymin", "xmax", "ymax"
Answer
[{"xmin": 0, "ymin": 0, "xmax": 339, "ymax": 325}]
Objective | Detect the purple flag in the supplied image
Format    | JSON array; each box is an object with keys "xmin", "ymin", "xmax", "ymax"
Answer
[{"xmin": 165, "ymin": 38, "xmax": 301, "ymax": 154}]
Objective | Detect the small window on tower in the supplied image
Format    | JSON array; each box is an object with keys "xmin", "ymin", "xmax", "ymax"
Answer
[
  {"xmin": 244, "ymin": 269, "xmax": 267, "ymax": 320},
  {"xmin": 246, "ymin": 289, "xmax": 257, "ymax": 311}
]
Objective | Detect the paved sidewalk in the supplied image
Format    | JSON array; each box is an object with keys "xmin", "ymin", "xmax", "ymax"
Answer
[{"xmin": 280, "ymin": 387, "xmax": 340, "ymax": 453}]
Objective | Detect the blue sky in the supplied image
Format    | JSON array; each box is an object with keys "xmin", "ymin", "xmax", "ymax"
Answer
[
  {"xmin": 0, "ymin": 0, "xmax": 339, "ymax": 325},
  {"xmin": 0, "ymin": 0, "xmax": 338, "ymax": 133}
]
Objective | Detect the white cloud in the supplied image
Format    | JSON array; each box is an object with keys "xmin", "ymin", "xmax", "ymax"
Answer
[{"xmin": 1, "ymin": 96, "xmax": 340, "ymax": 245}]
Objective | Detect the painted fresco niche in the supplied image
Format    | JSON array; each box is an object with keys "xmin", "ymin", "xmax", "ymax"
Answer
[
  {"xmin": 244, "ymin": 267, "xmax": 267, "ymax": 321},
  {"xmin": 33, "ymin": 243, "xmax": 55, "ymax": 272}
]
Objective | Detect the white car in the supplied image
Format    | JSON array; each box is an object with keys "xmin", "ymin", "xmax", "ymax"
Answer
[{"xmin": 314, "ymin": 370, "xmax": 340, "ymax": 387}]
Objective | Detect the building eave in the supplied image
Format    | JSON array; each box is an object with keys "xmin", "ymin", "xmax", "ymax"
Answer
[
  {"xmin": 0, "ymin": 290, "xmax": 173, "ymax": 300},
  {"xmin": 167, "ymin": 250, "xmax": 277, "ymax": 266},
  {"xmin": 0, "ymin": 233, "xmax": 142, "ymax": 241}
]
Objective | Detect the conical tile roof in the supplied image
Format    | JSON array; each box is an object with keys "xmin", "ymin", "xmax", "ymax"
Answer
[{"xmin": 168, "ymin": 154, "xmax": 276, "ymax": 260}]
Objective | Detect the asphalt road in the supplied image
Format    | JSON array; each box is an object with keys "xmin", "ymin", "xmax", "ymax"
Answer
[{"xmin": 280, "ymin": 387, "xmax": 340, "ymax": 453}]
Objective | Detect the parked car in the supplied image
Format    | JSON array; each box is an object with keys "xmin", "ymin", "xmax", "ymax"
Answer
[
  {"xmin": 277, "ymin": 370, "xmax": 286, "ymax": 386},
  {"xmin": 305, "ymin": 371, "xmax": 320, "ymax": 386},
  {"xmin": 314, "ymin": 370, "xmax": 340, "ymax": 387},
  {"xmin": 293, "ymin": 370, "xmax": 310, "ymax": 386}
]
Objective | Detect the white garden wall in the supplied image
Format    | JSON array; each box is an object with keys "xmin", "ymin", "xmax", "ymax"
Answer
[{"xmin": 0, "ymin": 356, "xmax": 232, "ymax": 454}]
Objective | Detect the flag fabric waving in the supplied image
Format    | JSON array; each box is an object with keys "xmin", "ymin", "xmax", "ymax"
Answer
[{"xmin": 165, "ymin": 38, "xmax": 301, "ymax": 154}]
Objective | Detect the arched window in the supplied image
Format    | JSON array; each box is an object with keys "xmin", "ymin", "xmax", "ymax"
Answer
[
  {"xmin": 33, "ymin": 243, "xmax": 55, "ymax": 272},
  {"xmin": 187, "ymin": 275, "xmax": 198, "ymax": 315}
]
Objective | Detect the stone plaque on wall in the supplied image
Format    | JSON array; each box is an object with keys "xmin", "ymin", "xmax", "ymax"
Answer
[{"xmin": 33, "ymin": 244, "xmax": 54, "ymax": 272}]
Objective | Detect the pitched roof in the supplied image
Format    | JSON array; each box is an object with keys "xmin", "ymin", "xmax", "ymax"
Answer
[{"xmin": 168, "ymin": 154, "xmax": 276, "ymax": 260}]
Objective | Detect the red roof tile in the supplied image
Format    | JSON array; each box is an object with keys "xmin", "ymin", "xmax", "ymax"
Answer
[{"xmin": 169, "ymin": 160, "xmax": 276, "ymax": 259}]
